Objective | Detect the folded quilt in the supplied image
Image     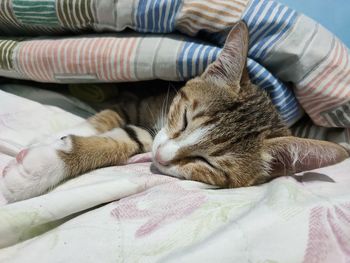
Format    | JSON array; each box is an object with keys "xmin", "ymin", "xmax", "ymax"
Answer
[
  {"xmin": 1, "ymin": 90, "xmax": 350, "ymax": 263},
  {"xmin": 1, "ymin": 0, "xmax": 350, "ymax": 128}
]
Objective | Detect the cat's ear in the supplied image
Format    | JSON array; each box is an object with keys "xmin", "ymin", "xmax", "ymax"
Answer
[
  {"xmin": 202, "ymin": 21, "xmax": 249, "ymax": 94},
  {"xmin": 262, "ymin": 137, "xmax": 349, "ymax": 177}
]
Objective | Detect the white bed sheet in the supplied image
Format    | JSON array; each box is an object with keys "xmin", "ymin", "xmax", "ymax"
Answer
[{"xmin": 0, "ymin": 90, "xmax": 349, "ymax": 263}]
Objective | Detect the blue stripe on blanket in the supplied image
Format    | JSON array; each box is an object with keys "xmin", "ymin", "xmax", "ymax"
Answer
[
  {"xmin": 135, "ymin": 0, "xmax": 182, "ymax": 32},
  {"xmin": 247, "ymin": 59, "xmax": 303, "ymax": 126},
  {"xmin": 177, "ymin": 42, "xmax": 220, "ymax": 80},
  {"xmin": 240, "ymin": 0, "xmax": 302, "ymax": 125},
  {"xmin": 243, "ymin": 0, "xmax": 298, "ymax": 61}
]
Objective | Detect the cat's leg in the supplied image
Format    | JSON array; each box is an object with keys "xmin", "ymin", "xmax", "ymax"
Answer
[
  {"xmin": 59, "ymin": 126, "xmax": 152, "ymax": 177},
  {"xmin": 1, "ymin": 125, "xmax": 152, "ymax": 202}
]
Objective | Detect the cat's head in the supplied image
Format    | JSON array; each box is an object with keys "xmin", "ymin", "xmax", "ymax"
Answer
[{"xmin": 152, "ymin": 21, "xmax": 349, "ymax": 187}]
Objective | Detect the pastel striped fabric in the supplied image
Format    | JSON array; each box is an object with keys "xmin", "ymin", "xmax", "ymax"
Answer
[
  {"xmin": 12, "ymin": 0, "xmax": 60, "ymax": 26},
  {"xmin": 176, "ymin": 0, "xmax": 248, "ymax": 36},
  {"xmin": 0, "ymin": 40, "xmax": 17, "ymax": 70},
  {"xmin": 10, "ymin": 35, "xmax": 220, "ymax": 83},
  {"xmin": 0, "ymin": 0, "xmax": 349, "ymax": 129},
  {"xmin": 292, "ymin": 116, "xmax": 350, "ymax": 146},
  {"xmin": 247, "ymin": 59, "xmax": 303, "ymax": 126},
  {"xmin": 56, "ymin": 0, "xmax": 95, "ymax": 29},
  {"xmin": 178, "ymin": 41, "xmax": 221, "ymax": 79},
  {"xmin": 135, "ymin": 0, "xmax": 182, "ymax": 33},
  {"xmin": 0, "ymin": 0, "xmax": 70, "ymax": 35},
  {"xmin": 296, "ymin": 38, "xmax": 350, "ymax": 127},
  {"xmin": 241, "ymin": 0, "xmax": 304, "ymax": 126},
  {"xmin": 241, "ymin": 0, "xmax": 350, "ymax": 128},
  {"xmin": 244, "ymin": 0, "xmax": 298, "ymax": 62}
]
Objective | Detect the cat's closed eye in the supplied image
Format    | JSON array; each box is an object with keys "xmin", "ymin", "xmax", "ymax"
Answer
[
  {"xmin": 191, "ymin": 156, "xmax": 215, "ymax": 168},
  {"xmin": 181, "ymin": 109, "xmax": 188, "ymax": 132}
]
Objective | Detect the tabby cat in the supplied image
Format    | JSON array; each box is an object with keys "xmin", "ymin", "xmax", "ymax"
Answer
[{"xmin": 1, "ymin": 21, "xmax": 349, "ymax": 202}]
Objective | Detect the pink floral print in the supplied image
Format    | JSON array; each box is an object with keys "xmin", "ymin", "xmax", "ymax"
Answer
[
  {"xmin": 303, "ymin": 204, "xmax": 350, "ymax": 263},
  {"xmin": 111, "ymin": 183, "xmax": 206, "ymax": 237}
]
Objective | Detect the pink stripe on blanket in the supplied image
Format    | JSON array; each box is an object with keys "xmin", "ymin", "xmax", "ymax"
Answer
[
  {"xmin": 298, "ymin": 41, "xmax": 342, "ymax": 97},
  {"xmin": 308, "ymin": 89, "xmax": 350, "ymax": 117},
  {"xmin": 19, "ymin": 41, "xmax": 35, "ymax": 80},
  {"xmin": 126, "ymin": 38, "xmax": 139, "ymax": 80},
  {"xmin": 303, "ymin": 205, "xmax": 350, "ymax": 263},
  {"xmin": 33, "ymin": 41, "xmax": 47, "ymax": 80},
  {"xmin": 110, "ymin": 38, "xmax": 122, "ymax": 81},
  {"xmin": 85, "ymin": 39, "xmax": 94, "ymax": 74},
  {"xmin": 65, "ymin": 39, "xmax": 75, "ymax": 74},
  {"xmin": 16, "ymin": 37, "xmax": 140, "ymax": 82},
  {"xmin": 300, "ymin": 44, "xmax": 348, "ymax": 100},
  {"xmin": 118, "ymin": 38, "xmax": 130, "ymax": 81},
  {"xmin": 100, "ymin": 38, "xmax": 112, "ymax": 81},
  {"xmin": 300, "ymin": 71, "xmax": 350, "ymax": 114},
  {"xmin": 41, "ymin": 41, "xmax": 53, "ymax": 80},
  {"xmin": 296, "ymin": 40, "xmax": 350, "ymax": 125}
]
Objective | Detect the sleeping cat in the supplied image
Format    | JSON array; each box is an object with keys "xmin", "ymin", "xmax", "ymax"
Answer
[{"xmin": 1, "ymin": 21, "xmax": 349, "ymax": 202}]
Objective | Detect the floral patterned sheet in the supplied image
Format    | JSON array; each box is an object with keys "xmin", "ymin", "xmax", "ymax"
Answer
[{"xmin": 0, "ymin": 89, "xmax": 350, "ymax": 263}]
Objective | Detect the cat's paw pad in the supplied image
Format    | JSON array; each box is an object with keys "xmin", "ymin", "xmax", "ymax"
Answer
[{"xmin": 0, "ymin": 138, "xmax": 72, "ymax": 202}]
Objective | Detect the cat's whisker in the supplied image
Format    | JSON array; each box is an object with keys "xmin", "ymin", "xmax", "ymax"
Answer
[
  {"xmin": 145, "ymin": 101, "xmax": 157, "ymax": 126},
  {"xmin": 163, "ymin": 87, "xmax": 171, "ymax": 127},
  {"xmin": 144, "ymin": 126, "xmax": 156, "ymax": 138}
]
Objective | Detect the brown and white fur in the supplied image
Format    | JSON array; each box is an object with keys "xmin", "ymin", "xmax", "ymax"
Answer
[{"xmin": 1, "ymin": 21, "xmax": 349, "ymax": 202}]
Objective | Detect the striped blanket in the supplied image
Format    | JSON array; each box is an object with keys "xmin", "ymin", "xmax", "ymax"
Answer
[{"xmin": 0, "ymin": 0, "xmax": 350, "ymax": 129}]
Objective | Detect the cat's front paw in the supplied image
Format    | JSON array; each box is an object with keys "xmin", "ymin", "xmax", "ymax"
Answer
[{"xmin": 0, "ymin": 138, "xmax": 72, "ymax": 202}]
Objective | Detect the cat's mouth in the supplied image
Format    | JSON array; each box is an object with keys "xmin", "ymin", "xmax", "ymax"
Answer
[
  {"xmin": 150, "ymin": 162, "xmax": 168, "ymax": 175},
  {"xmin": 151, "ymin": 158, "xmax": 170, "ymax": 171},
  {"xmin": 151, "ymin": 159, "xmax": 185, "ymax": 179}
]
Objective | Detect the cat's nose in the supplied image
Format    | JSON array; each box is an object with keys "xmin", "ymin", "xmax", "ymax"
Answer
[{"xmin": 155, "ymin": 147, "xmax": 170, "ymax": 166}]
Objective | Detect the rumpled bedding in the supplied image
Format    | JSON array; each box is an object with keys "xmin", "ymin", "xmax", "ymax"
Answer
[
  {"xmin": 1, "ymin": 89, "xmax": 350, "ymax": 262},
  {"xmin": 1, "ymin": 0, "xmax": 350, "ymax": 262},
  {"xmin": 1, "ymin": 0, "xmax": 350, "ymax": 127}
]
